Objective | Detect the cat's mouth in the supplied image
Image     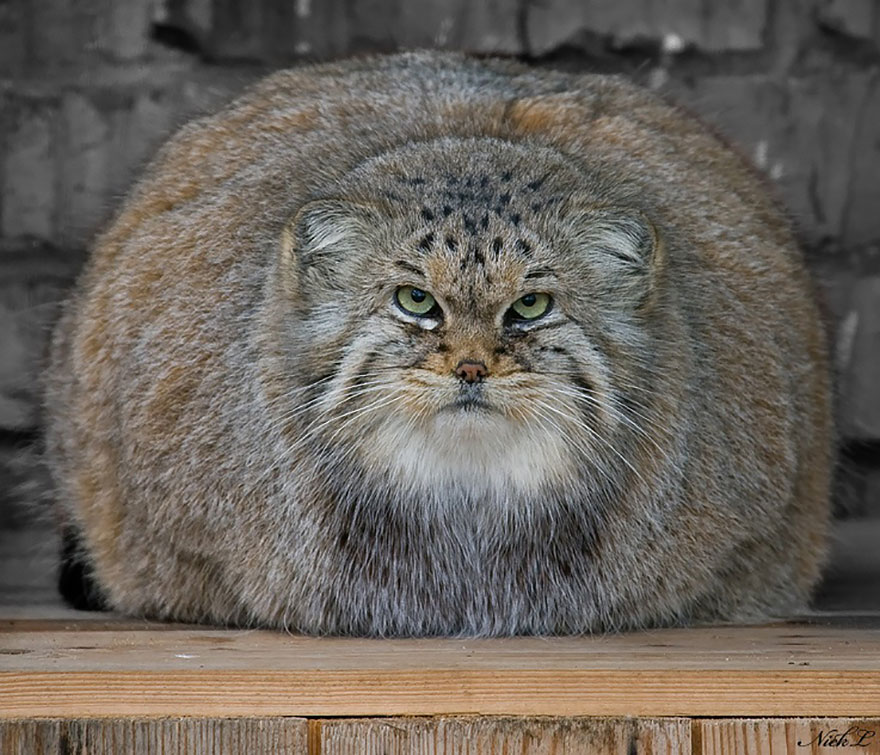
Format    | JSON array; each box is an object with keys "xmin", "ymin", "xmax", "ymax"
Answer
[
  {"xmin": 436, "ymin": 383, "xmax": 497, "ymax": 414},
  {"xmin": 440, "ymin": 396, "xmax": 497, "ymax": 414}
]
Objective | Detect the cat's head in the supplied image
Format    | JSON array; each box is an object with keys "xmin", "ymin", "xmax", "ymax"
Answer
[{"xmin": 275, "ymin": 138, "xmax": 667, "ymax": 505}]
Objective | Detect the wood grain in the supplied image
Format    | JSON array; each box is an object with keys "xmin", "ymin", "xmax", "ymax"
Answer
[
  {"xmin": 0, "ymin": 717, "xmax": 309, "ymax": 754},
  {"xmin": 2, "ymin": 617, "xmax": 880, "ymax": 718},
  {"xmin": 317, "ymin": 716, "xmax": 690, "ymax": 755},
  {"xmin": 3, "ymin": 716, "xmax": 879, "ymax": 753},
  {"xmin": 5, "ymin": 616, "xmax": 880, "ymax": 671},
  {"xmin": 700, "ymin": 718, "xmax": 880, "ymax": 754}
]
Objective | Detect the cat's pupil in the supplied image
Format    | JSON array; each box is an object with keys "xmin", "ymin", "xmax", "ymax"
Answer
[
  {"xmin": 522, "ymin": 293, "xmax": 536, "ymax": 307},
  {"xmin": 410, "ymin": 288, "xmax": 427, "ymax": 303}
]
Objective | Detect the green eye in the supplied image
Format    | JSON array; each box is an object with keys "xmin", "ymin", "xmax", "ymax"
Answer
[
  {"xmin": 395, "ymin": 286, "xmax": 439, "ymax": 317},
  {"xmin": 510, "ymin": 292, "xmax": 552, "ymax": 321}
]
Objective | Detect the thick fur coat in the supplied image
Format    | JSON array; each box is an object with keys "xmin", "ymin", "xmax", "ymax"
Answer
[{"xmin": 44, "ymin": 52, "xmax": 832, "ymax": 636}]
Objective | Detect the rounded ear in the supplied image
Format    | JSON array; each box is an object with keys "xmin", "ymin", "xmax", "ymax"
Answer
[
  {"xmin": 561, "ymin": 203, "xmax": 662, "ymax": 308},
  {"xmin": 280, "ymin": 199, "xmax": 382, "ymax": 292}
]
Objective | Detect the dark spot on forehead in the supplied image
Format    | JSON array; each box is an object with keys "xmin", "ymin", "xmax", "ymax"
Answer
[
  {"xmin": 445, "ymin": 235, "xmax": 458, "ymax": 252},
  {"xmin": 408, "ymin": 167, "xmax": 557, "ymax": 239},
  {"xmin": 515, "ymin": 239, "xmax": 532, "ymax": 257},
  {"xmin": 418, "ymin": 232, "xmax": 435, "ymax": 253},
  {"xmin": 492, "ymin": 237, "xmax": 503, "ymax": 255}
]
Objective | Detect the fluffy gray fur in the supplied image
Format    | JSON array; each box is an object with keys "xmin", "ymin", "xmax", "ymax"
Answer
[{"xmin": 43, "ymin": 52, "xmax": 833, "ymax": 636}]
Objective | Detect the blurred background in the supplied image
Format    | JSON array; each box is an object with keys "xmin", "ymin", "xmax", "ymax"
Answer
[{"xmin": 0, "ymin": 0, "xmax": 878, "ymax": 535}]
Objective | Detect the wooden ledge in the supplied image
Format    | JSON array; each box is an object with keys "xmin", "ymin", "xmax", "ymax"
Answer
[{"xmin": 2, "ymin": 614, "xmax": 880, "ymax": 719}]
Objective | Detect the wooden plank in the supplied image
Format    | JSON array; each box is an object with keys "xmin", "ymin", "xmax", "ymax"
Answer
[
  {"xmin": 0, "ymin": 717, "xmax": 309, "ymax": 754},
  {"xmin": 4, "ymin": 716, "xmax": 880, "ymax": 754},
  {"xmin": 2, "ymin": 618, "xmax": 880, "ymax": 718},
  {"xmin": 4, "ymin": 616, "xmax": 880, "ymax": 672},
  {"xmin": 317, "ymin": 716, "xmax": 690, "ymax": 754},
  {"xmin": 699, "ymin": 718, "xmax": 880, "ymax": 754}
]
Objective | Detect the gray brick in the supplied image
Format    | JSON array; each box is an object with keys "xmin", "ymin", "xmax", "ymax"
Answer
[
  {"xmin": 769, "ymin": 0, "xmax": 818, "ymax": 75},
  {"xmin": 176, "ymin": 69, "xmax": 255, "ymax": 121},
  {"xmin": 781, "ymin": 73, "xmax": 870, "ymax": 244},
  {"xmin": 346, "ymin": 0, "xmax": 397, "ymax": 54},
  {"xmin": 208, "ymin": 0, "xmax": 264, "ymax": 60},
  {"xmin": 669, "ymin": 71, "xmax": 873, "ymax": 245},
  {"xmin": 394, "ymin": 0, "xmax": 522, "ymax": 54},
  {"xmin": 27, "ymin": 0, "xmax": 78, "ymax": 67},
  {"xmin": 125, "ymin": 90, "xmax": 177, "ymax": 168},
  {"xmin": 865, "ymin": 468, "xmax": 880, "ymax": 518},
  {"xmin": 27, "ymin": 0, "xmax": 102, "ymax": 68},
  {"xmin": 527, "ymin": 0, "xmax": 650, "ymax": 56},
  {"xmin": 841, "ymin": 275, "xmax": 880, "ymax": 440},
  {"xmin": 99, "ymin": 0, "xmax": 153, "ymax": 60},
  {"xmin": 843, "ymin": 74, "xmax": 880, "ymax": 247},
  {"xmin": 284, "ymin": 0, "xmax": 350, "ymax": 60},
  {"xmin": 0, "ymin": 248, "xmax": 83, "ymax": 431},
  {"xmin": 526, "ymin": 0, "xmax": 766, "ymax": 56},
  {"xmin": 264, "ymin": 0, "xmax": 522, "ymax": 61},
  {"xmin": 203, "ymin": 0, "xmax": 523, "ymax": 61},
  {"xmin": 817, "ymin": 0, "xmax": 880, "ymax": 45},
  {"xmin": 58, "ymin": 92, "xmax": 111, "ymax": 245},
  {"xmin": 107, "ymin": 88, "xmax": 177, "ymax": 197},
  {"xmin": 701, "ymin": 0, "xmax": 769, "ymax": 51},
  {"xmin": 2, "ymin": 101, "xmax": 56, "ymax": 240},
  {"xmin": 0, "ymin": 0, "xmax": 26, "ymax": 75},
  {"xmin": 187, "ymin": 0, "xmax": 212, "ymax": 36}
]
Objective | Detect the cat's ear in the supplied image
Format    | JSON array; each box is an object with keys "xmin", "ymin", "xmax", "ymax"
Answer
[
  {"xmin": 562, "ymin": 204, "xmax": 663, "ymax": 309},
  {"xmin": 280, "ymin": 199, "xmax": 383, "ymax": 292}
]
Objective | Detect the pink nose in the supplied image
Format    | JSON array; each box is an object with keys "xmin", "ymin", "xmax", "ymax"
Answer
[{"xmin": 454, "ymin": 360, "xmax": 488, "ymax": 383}]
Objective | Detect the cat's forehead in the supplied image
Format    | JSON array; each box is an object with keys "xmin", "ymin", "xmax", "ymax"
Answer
[
  {"xmin": 393, "ymin": 167, "xmax": 563, "ymax": 232},
  {"xmin": 346, "ymin": 137, "xmax": 579, "ymax": 227},
  {"xmin": 339, "ymin": 138, "xmax": 582, "ymax": 293},
  {"xmin": 407, "ymin": 216, "xmax": 542, "ymax": 309}
]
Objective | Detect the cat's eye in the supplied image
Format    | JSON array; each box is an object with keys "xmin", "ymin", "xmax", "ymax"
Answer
[
  {"xmin": 395, "ymin": 286, "xmax": 440, "ymax": 317},
  {"xmin": 509, "ymin": 292, "xmax": 552, "ymax": 321}
]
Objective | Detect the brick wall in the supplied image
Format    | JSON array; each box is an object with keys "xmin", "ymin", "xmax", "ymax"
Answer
[{"xmin": 1, "ymin": 0, "xmax": 879, "ymax": 512}]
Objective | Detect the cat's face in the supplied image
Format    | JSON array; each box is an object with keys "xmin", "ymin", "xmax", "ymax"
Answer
[{"xmin": 279, "ymin": 139, "xmax": 661, "ymax": 504}]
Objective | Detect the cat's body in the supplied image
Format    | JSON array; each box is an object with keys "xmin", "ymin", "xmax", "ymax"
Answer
[{"xmin": 44, "ymin": 51, "xmax": 832, "ymax": 636}]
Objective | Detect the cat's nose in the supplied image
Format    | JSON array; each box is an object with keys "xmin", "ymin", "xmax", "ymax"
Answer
[{"xmin": 454, "ymin": 360, "xmax": 488, "ymax": 383}]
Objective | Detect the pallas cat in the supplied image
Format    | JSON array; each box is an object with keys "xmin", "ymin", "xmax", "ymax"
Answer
[{"xmin": 44, "ymin": 52, "xmax": 832, "ymax": 636}]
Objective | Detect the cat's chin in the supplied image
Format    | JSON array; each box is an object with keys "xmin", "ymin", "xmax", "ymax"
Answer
[{"xmin": 357, "ymin": 409, "xmax": 578, "ymax": 502}]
